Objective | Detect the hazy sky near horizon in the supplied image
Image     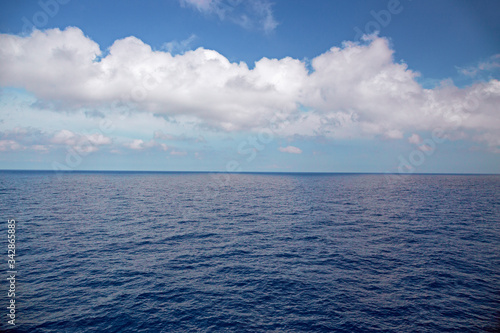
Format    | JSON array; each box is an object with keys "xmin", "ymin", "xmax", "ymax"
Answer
[{"xmin": 0, "ymin": 0, "xmax": 499, "ymax": 173}]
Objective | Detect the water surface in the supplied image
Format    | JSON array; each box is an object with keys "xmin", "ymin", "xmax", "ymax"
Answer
[{"xmin": 1, "ymin": 171, "xmax": 499, "ymax": 332}]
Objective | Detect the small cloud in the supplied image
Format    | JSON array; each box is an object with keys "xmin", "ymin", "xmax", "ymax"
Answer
[
  {"xmin": 162, "ymin": 34, "xmax": 197, "ymax": 55},
  {"xmin": 124, "ymin": 139, "xmax": 158, "ymax": 150},
  {"xmin": 0, "ymin": 139, "xmax": 23, "ymax": 151},
  {"xmin": 51, "ymin": 129, "xmax": 76, "ymax": 145},
  {"xmin": 126, "ymin": 139, "xmax": 145, "ymax": 150},
  {"xmin": 154, "ymin": 130, "xmax": 175, "ymax": 140},
  {"xmin": 459, "ymin": 67, "xmax": 478, "ymax": 77},
  {"xmin": 252, "ymin": 0, "xmax": 278, "ymax": 33},
  {"xmin": 478, "ymin": 54, "xmax": 500, "ymax": 71},
  {"xmin": 408, "ymin": 133, "xmax": 422, "ymax": 145},
  {"xmin": 0, "ymin": 127, "xmax": 112, "ymax": 153},
  {"xmin": 385, "ymin": 129, "xmax": 403, "ymax": 139},
  {"xmin": 418, "ymin": 144, "xmax": 433, "ymax": 152},
  {"xmin": 51, "ymin": 129, "xmax": 112, "ymax": 154},
  {"xmin": 279, "ymin": 145, "xmax": 302, "ymax": 154},
  {"xmin": 87, "ymin": 133, "xmax": 112, "ymax": 145},
  {"xmin": 31, "ymin": 145, "xmax": 49, "ymax": 152},
  {"xmin": 180, "ymin": 0, "xmax": 216, "ymax": 12},
  {"xmin": 457, "ymin": 54, "xmax": 500, "ymax": 78},
  {"xmin": 179, "ymin": 0, "xmax": 278, "ymax": 33},
  {"xmin": 170, "ymin": 150, "xmax": 188, "ymax": 156}
]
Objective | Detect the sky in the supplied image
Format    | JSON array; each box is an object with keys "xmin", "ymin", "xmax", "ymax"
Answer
[{"xmin": 0, "ymin": 0, "xmax": 499, "ymax": 173}]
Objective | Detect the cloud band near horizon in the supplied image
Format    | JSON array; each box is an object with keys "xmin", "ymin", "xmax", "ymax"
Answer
[{"xmin": 0, "ymin": 27, "xmax": 499, "ymax": 152}]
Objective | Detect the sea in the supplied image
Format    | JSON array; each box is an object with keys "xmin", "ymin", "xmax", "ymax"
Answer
[{"xmin": 0, "ymin": 171, "xmax": 499, "ymax": 332}]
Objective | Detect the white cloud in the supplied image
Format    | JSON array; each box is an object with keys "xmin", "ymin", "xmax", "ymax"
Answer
[
  {"xmin": 50, "ymin": 129, "xmax": 112, "ymax": 153},
  {"xmin": 279, "ymin": 145, "xmax": 302, "ymax": 154},
  {"xmin": 0, "ymin": 140, "xmax": 23, "ymax": 151},
  {"xmin": 124, "ymin": 139, "xmax": 163, "ymax": 151},
  {"xmin": 180, "ymin": 0, "xmax": 216, "ymax": 12},
  {"xmin": 170, "ymin": 150, "xmax": 188, "ymax": 156},
  {"xmin": 162, "ymin": 34, "xmax": 197, "ymax": 55},
  {"xmin": 1, "ymin": 28, "xmax": 500, "ymax": 151},
  {"xmin": 179, "ymin": 0, "xmax": 278, "ymax": 33},
  {"xmin": 32, "ymin": 145, "xmax": 49, "ymax": 152},
  {"xmin": 458, "ymin": 54, "xmax": 500, "ymax": 77},
  {"xmin": 0, "ymin": 127, "xmax": 112, "ymax": 153},
  {"xmin": 385, "ymin": 129, "xmax": 404, "ymax": 139},
  {"xmin": 418, "ymin": 144, "xmax": 434, "ymax": 152},
  {"xmin": 408, "ymin": 133, "xmax": 422, "ymax": 145},
  {"xmin": 87, "ymin": 133, "xmax": 112, "ymax": 145},
  {"xmin": 126, "ymin": 139, "xmax": 146, "ymax": 150},
  {"xmin": 251, "ymin": 0, "xmax": 278, "ymax": 33}
]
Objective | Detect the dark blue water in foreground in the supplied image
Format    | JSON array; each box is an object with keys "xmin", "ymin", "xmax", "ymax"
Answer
[{"xmin": 0, "ymin": 171, "xmax": 499, "ymax": 332}]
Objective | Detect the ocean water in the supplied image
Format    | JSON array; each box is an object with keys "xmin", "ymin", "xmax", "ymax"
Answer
[{"xmin": 0, "ymin": 171, "xmax": 499, "ymax": 332}]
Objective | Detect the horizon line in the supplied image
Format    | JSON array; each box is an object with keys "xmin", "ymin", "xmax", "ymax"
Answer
[{"xmin": 0, "ymin": 169, "xmax": 499, "ymax": 176}]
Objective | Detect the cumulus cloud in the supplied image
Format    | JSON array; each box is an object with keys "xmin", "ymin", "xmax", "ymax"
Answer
[
  {"xmin": 385, "ymin": 129, "xmax": 404, "ymax": 139},
  {"xmin": 125, "ymin": 139, "xmax": 147, "ymax": 150},
  {"xmin": 124, "ymin": 139, "xmax": 168, "ymax": 151},
  {"xmin": 0, "ymin": 27, "xmax": 500, "ymax": 151},
  {"xmin": 0, "ymin": 127, "xmax": 112, "ymax": 153},
  {"xmin": 279, "ymin": 146, "xmax": 302, "ymax": 154},
  {"xmin": 0, "ymin": 140, "xmax": 23, "ymax": 152},
  {"xmin": 408, "ymin": 133, "xmax": 422, "ymax": 145},
  {"xmin": 50, "ymin": 130, "xmax": 112, "ymax": 153}
]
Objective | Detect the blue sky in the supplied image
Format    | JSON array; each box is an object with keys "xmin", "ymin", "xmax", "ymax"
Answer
[{"xmin": 0, "ymin": 0, "xmax": 499, "ymax": 173}]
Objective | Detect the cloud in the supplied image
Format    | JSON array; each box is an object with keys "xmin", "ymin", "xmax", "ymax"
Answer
[
  {"xmin": 418, "ymin": 144, "xmax": 434, "ymax": 152},
  {"xmin": 125, "ymin": 139, "xmax": 146, "ymax": 150},
  {"xmin": 0, "ymin": 127, "xmax": 112, "ymax": 153},
  {"xmin": 154, "ymin": 130, "xmax": 206, "ymax": 143},
  {"xmin": 162, "ymin": 34, "xmax": 197, "ymax": 55},
  {"xmin": 51, "ymin": 130, "xmax": 112, "ymax": 153},
  {"xmin": 249, "ymin": 0, "xmax": 278, "ymax": 33},
  {"xmin": 170, "ymin": 150, "xmax": 188, "ymax": 156},
  {"xmin": 408, "ymin": 133, "xmax": 422, "ymax": 145},
  {"xmin": 458, "ymin": 54, "xmax": 500, "ymax": 77},
  {"xmin": 0, "ymin": 140, "xmax": 23, "ymax": 152},
  {"xmin": 153, "ymin": 131, "xmax": 176, "ymax": 141},
  {"xmin": 279, "ymin": 145, "xmax": 302, "ymax": 154},
  {"xmin": 124, "ymin": 139, "xmax": 168, "ymax": 151},
  {"xmin": 478, "ymin": 55, "xmax": 500, "ymax": 71},
  {"xmin": 385, "ymin": 129, "xmax": 403, "ymax": 139},
  {"xmin": 180, "ymin": 0, "xmax": 216, "ymax": 12},
  {"xmin": 1, "ymin": 28, "xmax": 500, "ymax": 151},
  {"xmin": 179, "ymin": 0, "xmax": 278, "ymax": 33}
]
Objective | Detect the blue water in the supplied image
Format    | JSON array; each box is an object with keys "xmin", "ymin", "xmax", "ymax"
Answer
[{"xmin": 0, "ymin": 171, "xmax": 499, "ymax": 332}]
